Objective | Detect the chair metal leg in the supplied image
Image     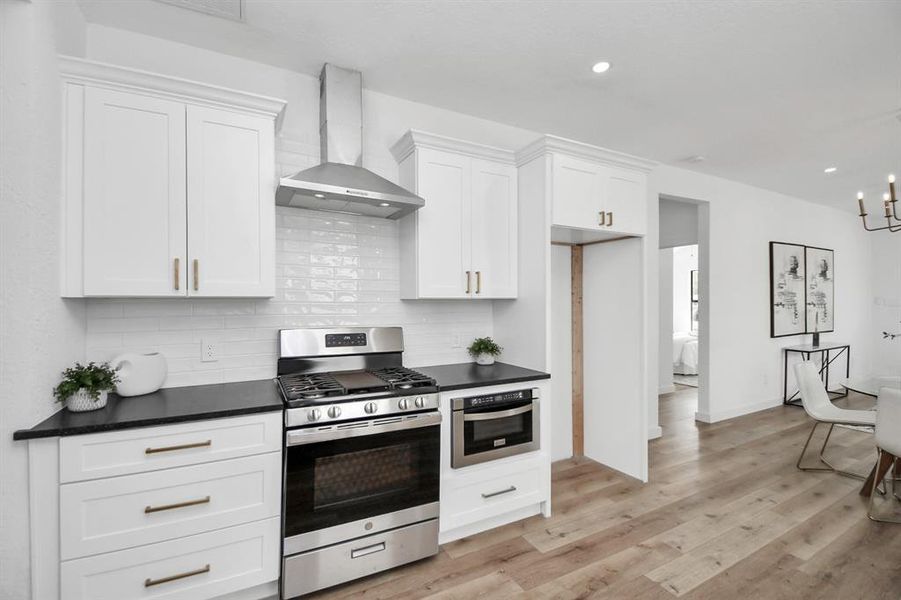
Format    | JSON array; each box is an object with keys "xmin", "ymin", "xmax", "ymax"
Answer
[
  {"xmin": 868, "ymin": 449, "xmax": 901, "ymax": 524},
  {"xmin": 796, "ymin": 421, "xmax": 867, "ymax": 480}
]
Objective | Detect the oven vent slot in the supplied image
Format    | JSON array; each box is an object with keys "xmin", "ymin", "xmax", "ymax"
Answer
[
  {"xmin": 336, "ymin": 421, "xmax": 370, "ymax": 430},
  {"xmin": 373, "ymin": 416, "xmax": 404, "ymax": 426}
]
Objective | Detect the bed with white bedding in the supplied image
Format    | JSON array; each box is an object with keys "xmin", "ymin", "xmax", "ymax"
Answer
[{"xmin": 673, "ymin": 332, "xmax": 699, "ymax": 375}]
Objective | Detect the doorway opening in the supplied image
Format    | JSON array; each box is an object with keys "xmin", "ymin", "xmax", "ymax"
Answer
[{"xmin": 657, "ymin": 195, "xmax": 709, "ymax": 438}]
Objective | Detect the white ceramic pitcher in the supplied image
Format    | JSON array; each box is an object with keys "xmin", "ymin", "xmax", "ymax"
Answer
[{"xmin": 111, "ymin": 352, "xmax": 167, "ymax": 397}]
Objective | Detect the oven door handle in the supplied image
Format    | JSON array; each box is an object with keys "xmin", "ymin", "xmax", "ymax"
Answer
[
  {"xmin": 286, "ymin": 412, "xmax": 441, "ymax": 446},
  {"xmin": 462, "ymin": 403, "xmax": 534, "ymax": 422}
]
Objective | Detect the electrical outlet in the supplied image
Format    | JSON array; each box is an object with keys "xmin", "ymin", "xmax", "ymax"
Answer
[
  {"xmin": 201, "ymin": 339, "xmax": 218, "ymax": 362},
  {"xmin": 451, "ymin": 334, "xmax": 462, "ymax": 348}
]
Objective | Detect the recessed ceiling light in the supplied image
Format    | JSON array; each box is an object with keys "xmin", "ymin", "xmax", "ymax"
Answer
[
  {"xmin": 683, "ymin": 155, "xmax": 706, "ymax": 164},
  {"xmin": 379, "ymin": 202, "xmax": 390, "ymax": 207},
  {"xmin": 591, "ymin": 61, "xmax": 611, "ymax": 74},
  {"xmin": 313, "ymin": 193, "xmax": 325, "ymax": 198},
  {"xmin": 823, "ymin": 167, "xmax": 837, "ymax": 174}
]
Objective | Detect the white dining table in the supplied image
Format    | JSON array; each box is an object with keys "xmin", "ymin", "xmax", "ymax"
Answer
[{"xmin": 841, "ymin": 376, "xmax": 901, "ymax": 398}]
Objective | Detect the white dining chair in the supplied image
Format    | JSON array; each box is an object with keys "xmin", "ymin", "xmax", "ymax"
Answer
[
  {"xmin": 868, "ymin": 387, "xmax": 901, "ymax": 523},
  {"xmin": 794, "ymin": 361, "xmax": 875, "ymax": 479}
]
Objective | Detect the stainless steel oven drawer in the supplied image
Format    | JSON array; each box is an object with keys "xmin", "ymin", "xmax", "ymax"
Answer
[{"xmin": 282, "ymin": 519, "xmax": 438, "ymax": 598}]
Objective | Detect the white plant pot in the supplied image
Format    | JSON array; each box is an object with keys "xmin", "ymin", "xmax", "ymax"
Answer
[
  {"xmin": 66, "ymin": 389, "xmax": 108, "ymax": 412},
  {"xmin": 111, "ymin": 352, "xmax": 167, "ymax": 397},
  {"xmin": 475, "ymin": 354, "xmax": 496, "ymax": 366}
]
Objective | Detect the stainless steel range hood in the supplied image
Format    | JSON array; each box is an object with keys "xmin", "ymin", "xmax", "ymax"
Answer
[{"xmin": 276, "ymin": 64, "xmax": 425, "ymax": 219}]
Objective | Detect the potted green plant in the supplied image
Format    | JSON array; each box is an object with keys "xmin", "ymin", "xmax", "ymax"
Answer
[
  {"xmin": 467, "ymin": 337, "xmax": 502, "ymax": 366},
  {"xmin": 53, "ymin": 362, "xmax": 120, "ymax": 412}
]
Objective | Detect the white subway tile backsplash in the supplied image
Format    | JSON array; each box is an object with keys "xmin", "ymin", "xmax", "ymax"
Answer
[{"xmin": 85, "ymin": 207, "xmax": 493, "ymax": 388}]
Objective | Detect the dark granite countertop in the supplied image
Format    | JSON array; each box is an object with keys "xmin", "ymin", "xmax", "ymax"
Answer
[
  {"xmin": 418, "ymin": 361, "xmax": 550, "ymax": 392},
  {"xmin": 13, "ymin": 379, "xmax": 282, "ymax": 441}
]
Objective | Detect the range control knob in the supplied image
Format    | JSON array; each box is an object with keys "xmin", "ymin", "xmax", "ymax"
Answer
[
  {"xmin": 327, "ymin": 406, "xmax": 342, "ymax": 419},
  {"xmin": 398, "ymin": 398, "xmax": 410, "ymax": 410},
  {"xmin": 414, "ymin": 396, "xmax": 425, "ymax": 409},
  {"xmin": 364, "ymin": 402, "xmax": 378, "ymax": 415},
  {"xmin": 307, "ymin": 408, "xmax": 322, "ymax": 422}
]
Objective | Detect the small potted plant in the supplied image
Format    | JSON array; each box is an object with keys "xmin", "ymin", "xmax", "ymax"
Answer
[
  {"xmin": 53, "ymin": 362, "xmax": 120, "ymax": 412},
  {"xmin": 468, "ymin": 337, "xmax": 502, "ymax": 366}
]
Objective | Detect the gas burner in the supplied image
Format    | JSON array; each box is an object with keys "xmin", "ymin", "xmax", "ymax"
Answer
[
  {"xmin": 279, "ymin": 372, "xmax": 344, "ymax": 402},
  {"xmin": 369, "ymin": 366, "xmax": 436, "ymax": 391}
]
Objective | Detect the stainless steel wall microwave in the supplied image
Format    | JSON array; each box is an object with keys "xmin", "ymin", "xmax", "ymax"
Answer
[{"xmin": 451, "ymin": 388, "xmax": 540, "ymax": 468}]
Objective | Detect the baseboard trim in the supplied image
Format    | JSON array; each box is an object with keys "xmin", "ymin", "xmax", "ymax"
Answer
[
  {"xmin": 648, "ymin": 426, "xmax": 663, "ymax": 440},
  {"xmin": 695, "ymin": 397, "xmax": 783, "ymax": 424}
]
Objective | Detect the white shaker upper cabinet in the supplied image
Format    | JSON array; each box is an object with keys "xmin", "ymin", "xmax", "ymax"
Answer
[
  {"xmin": 470, "ymin": 158, "xmax": 517, "ymax": 298},
  {"xmin": 186, "ymin": 106, "xmax": 275, "ymax": 297},
  {"xmin": 60, "ymin": 57, "xmax": 285, "ymax": 298},
  {"xmin": 82, "ymin": 88, "xmax": 187, "ymax": 296},
  {"xmin": 392, "ymin": 131, "xmax": 518, "ymax": 300},
  {"xmin": 551, "ymin": 154, "xmax": 605, "ymax": 231},
  {"xmin": 405, "ymin": 147, "xmax": 472, "ymax": 299},
  {"xmin": 518, "ymin": 136, "xmax": 653, "ymax": 237}
]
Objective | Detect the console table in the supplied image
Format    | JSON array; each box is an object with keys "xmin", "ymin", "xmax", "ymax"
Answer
[{"xmin": 783, "ymin": 342, "xmax": 850, "ymax": 406}]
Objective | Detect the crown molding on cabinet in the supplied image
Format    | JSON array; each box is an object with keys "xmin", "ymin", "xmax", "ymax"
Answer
[
  {"xmin": 516, "ymin": 135, "xmax": 657, "ymax": 172},
  {"xmin": 390, "ymin": 129, "xmax": 517, "ymax": 165},
  {"xmin": 58, "ymin": 56, "xmax": 287, "ymax": 130}
]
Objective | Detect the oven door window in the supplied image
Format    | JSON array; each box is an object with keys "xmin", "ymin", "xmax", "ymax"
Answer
[
  {"xmin": 463, "ymin": 401, "xmax": 534, "ymax": 456},
  {"xmin": 284, "ymin": 424, "xmax": 439, "ymax": 538}
]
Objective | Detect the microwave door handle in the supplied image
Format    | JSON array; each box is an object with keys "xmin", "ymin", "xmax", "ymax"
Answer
[{"xmin": 463, "ymin": 403, "xmax": 534, "ymax": 422}]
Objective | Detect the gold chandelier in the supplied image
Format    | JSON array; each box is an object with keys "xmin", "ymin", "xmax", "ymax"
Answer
[{"xmin": 858, "ymin": 174, "xmax": 899, "ymax": 232}]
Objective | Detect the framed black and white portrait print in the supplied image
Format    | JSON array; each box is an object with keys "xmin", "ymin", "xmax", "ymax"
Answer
[
  {"xmin": 805, "ymin": 246, "xmax": 834, "ymax": 334},
  {"xmin": 770, "ymin": 242, "xmax": 807, "ymax": 338}
]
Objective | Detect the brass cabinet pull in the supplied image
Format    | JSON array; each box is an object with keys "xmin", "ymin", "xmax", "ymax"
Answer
[
  {"xmin": 476, "ymin": 271, "xmax": 482, "ymax": 294},
  {"xmin": 482, "ymin": 485, "xmax": 517, "ymax": 499},
  {"xmin": 145, "ymin": 439, "xmax": 211, "ymax": 455},
  {"xmin": 144, "ymin": 564, "xmax": 210, "ymax": 588},
  {"xmin": 145, "ymin": 495, "xmax": 210, "ymax": 514},
  {"xmin": 173, "ymin": 258, "xmax": 180, "ymax": 291},
  {"xmin": 193, "ymin": 259, "xmax": 199, "ymax": 291},
  {"xmin": 607, "ymin": 211, "xmax": 614, "ymax": 227},
  {"xmin": 465, "ymin": 271, "xmax": 472, "ymax": 294}
]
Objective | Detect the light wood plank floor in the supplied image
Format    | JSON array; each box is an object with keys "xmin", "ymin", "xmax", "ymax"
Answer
[{"xmin": 309, "ymin": 386, "xmax": 901, "ymax": 599}]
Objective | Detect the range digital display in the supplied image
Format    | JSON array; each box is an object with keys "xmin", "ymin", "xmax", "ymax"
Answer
[{"xmin": 325, "ymin": 333, "xmax": 368, "ymax": 348}]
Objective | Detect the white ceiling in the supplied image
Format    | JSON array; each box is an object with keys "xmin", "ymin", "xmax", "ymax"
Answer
[{"xmin": 77, "ymin": 0, "xmax": 901, "ymax": 210}]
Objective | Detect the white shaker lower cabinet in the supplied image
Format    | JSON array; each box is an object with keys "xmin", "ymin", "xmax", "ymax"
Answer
[
  {"xmin": 437, "ymin": 381, "xmax": 551, "ymax": 544},
  {"xmin": 26, "ymin": 413, "xmax": 282, "ymax": 600},
  {"xmin": 391, "ymin": 130, "xmax": 518, "ymax": 300},
  {"xmin": 60, "ymin": 518, "xmax": 280, "ymax": 600},
  {"xmin": 60, "ymin": 57, "xmax": 285, "ymax": 298}
]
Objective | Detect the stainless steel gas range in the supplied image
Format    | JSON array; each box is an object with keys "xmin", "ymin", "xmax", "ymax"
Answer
[{"xmin": 276, "ymin": 327, "xmax": 440, "ymax": 598}]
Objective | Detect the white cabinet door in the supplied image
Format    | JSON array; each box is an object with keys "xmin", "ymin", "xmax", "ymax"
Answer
[
  {"xmin": 603, "ymin": 168, "xmax": 647, "ymax": 236},
  {"xmin": 551, "ymin": 154, "xmax": 604, "ymax": 230},
  {"xmin": 471, "ymin": 159, "xmax": 517, "ymax": 298},
  {"xmin": 186, "ymin": 106, "xmax": 275, "ymax": 297},
  {"xmin": 82, "ymin": 88, "xmax": 187, "ymax": 296},
  {"xmin": 414, "ymin": 148, "xmax": 471, "ymax": 298}
]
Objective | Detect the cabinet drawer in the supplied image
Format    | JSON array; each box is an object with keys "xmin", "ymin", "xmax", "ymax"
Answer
[
  {"xmin": 441, "ymin": 463, "xmax": 544, "ymax": 531},
  {"xmin": 60, "ymin": 517, "xmax": 279, "ymax": 600},
  {"xmin": 59, "ymin": 412, "xmax": 281, "ymax": 483},
  {"xmin": 60, "ymin": 453, "xmax": 281, "ymax": 559}
]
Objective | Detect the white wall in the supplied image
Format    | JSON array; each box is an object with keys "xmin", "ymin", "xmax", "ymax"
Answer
[
  {"xmin": 646, "ymin": 165, "xmax": 874, "ymax": 423},
  {"xmin": 659, "ymin": 197, "xmax": 699, "ymax": 249},
  {"xmin": 672, "ymin": 245, "xmax": 698, "ymax": 334},
  {"xmin": 658, "ymin": 249, "xmax": 675, "ymax": 395},
  {"xmin": 0, "ymin": 2, "xmax": 87, "ymax": 597},
  {"xmin": 870, "ymin": 232, "xmax": 901, "ymax": 376},
  {"xmin": 550, "ymin": 245, "xmax": 573, "ymax": 461},
  {"xmin": 80, "ymin": 25, "xmax": 542, "ymax": 386}
]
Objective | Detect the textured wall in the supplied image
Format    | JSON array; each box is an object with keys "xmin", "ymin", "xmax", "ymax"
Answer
[
  {"xmin": 85, "ymin": 207, "xmax": 495, "ymax": 386},
  {"xmin": 0, "ymin": 2, "xmax": 87, "ymax": 597}
]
